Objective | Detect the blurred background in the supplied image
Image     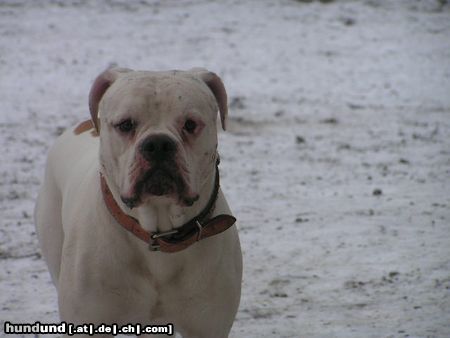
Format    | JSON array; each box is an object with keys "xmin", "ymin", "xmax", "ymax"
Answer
[{"xmin": 1, "ymin": 0, "xmax": 449, "ymax": 337}]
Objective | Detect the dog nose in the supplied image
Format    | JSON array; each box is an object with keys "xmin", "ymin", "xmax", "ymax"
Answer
[{"xmin": 140, "ymin": 135, "xmax": 177, "ymax": 162}]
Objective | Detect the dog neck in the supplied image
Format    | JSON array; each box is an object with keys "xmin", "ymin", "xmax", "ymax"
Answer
[{"xmin": 103, "ymin": 167, "xmax": 217, "ymax": 233}]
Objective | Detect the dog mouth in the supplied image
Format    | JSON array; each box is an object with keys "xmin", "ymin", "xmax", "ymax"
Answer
[
  {"xmin": 141, "ymin": 167, "xmax": 178, "ymax": 196},
  {"xmin": 121, "ymin": 165, "xmax": 199, "ymax": 209}
]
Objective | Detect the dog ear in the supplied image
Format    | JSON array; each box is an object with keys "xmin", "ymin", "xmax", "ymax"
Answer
[
  {"xmin": 190, "ymin": 69, "xmax": 228, "ymax": 131},
  {"xmin": 89, "ymin": 67, "xmax": 131, "ymax": 132}
]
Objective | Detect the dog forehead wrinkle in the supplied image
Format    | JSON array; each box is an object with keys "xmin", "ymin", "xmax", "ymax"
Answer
[
  {"xmin": 162, "ymin": 84, "xmax": 216, "ymax": 116},
  {"xmin": 103, "ymin": 85, "xmax": 147, "ymax": 113},
  {"xmin": 113, "ymin": 74, "xmax": 214, "ymax": 109}
]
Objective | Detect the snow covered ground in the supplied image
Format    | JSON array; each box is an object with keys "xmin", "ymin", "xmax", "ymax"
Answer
[{"xmin": 1, "ymin": 0, "xmax": 449, "ymax": 337}]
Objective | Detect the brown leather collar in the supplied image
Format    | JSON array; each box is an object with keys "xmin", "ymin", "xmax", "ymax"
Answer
[{"xmin": 100, "ymin": 165, "xmax": 236, "ymax": 253}]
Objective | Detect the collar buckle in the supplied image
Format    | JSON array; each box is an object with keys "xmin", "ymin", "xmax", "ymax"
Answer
[
  {"xmin": 149, "ymin": 229, "xmax": 179, "ymax": 252},
  {"xmin": 195, "ymin": 220, "xmax": 203, "ymax": 241},
  {"xmin": 149, "ymin": 242, "xmax": 160, "ymax": 251},
  {"xmin": 151, "ymin": 229, "xmax": 179, "ymax": 239}
]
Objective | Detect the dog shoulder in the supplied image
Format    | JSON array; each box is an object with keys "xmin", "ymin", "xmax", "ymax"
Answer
[{"xmin": 44, "ymin": 121, "xmax": 99, "ymax": 189}]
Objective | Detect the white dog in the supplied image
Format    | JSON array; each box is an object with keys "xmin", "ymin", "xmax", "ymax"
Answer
[{"xmin": 35, "ymin": 67, "xmax": 242, "ymax": 338}]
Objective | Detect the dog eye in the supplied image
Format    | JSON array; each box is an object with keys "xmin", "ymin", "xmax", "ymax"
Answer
[
  {"xmin": 115, "ymin": 119, "xmax": 136, "ymax": 133},
  {"xmin": 183, "ymin": 119, "xmax": 197, "ymax": 134}
]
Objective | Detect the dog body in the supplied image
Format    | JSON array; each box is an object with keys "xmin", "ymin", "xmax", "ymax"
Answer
[{"xmin": 35, "ymin": 68, "xmax": 242, "ymax": 338}]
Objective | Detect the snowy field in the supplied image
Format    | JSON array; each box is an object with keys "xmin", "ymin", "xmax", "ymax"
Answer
[{"xmin": 1, "ymin": 0, "xmax": 450, "ymax": 337}]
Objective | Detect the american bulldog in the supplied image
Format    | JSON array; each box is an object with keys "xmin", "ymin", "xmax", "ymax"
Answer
[{"xmin": 35, "ymin": 67, "xmax": 242, "ymax": 338}]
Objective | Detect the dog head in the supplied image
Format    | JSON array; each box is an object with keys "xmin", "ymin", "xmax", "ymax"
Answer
[{"xmin": 89, "ymin": 67, "xmax": 228, "ymax": 209}]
